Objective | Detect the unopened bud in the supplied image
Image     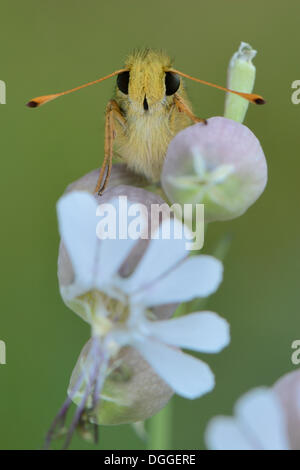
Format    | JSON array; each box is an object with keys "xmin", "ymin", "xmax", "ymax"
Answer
[
  {"xmin": 69, "ymin": 340, "xmax": 173, "ymax": 426},
  {"xmin": 161, "ymin": 117, "xmax": 267, "ymax": 223},
  {"xmin": 225, "ymin": 42, "xmax": 257, "ymax": 123}
]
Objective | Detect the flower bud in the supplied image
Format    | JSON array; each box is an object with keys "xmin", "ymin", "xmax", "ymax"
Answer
[
  {"xmin": 69, "ymin": 340, "xmax": 173, "ymax": 425},
  {"xmin": 161, "ymin": 117, "xmax": 267, "ymax": 223},
  {"xmin": 65, "ymin": 163, "xmax": 149, "ymax": 194},
  {"xmin": 224, "ymin": 42, "xmax": 257, "ymax": 123}
]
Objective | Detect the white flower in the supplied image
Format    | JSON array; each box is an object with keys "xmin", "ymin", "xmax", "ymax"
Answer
[
  {"xmin": 273, "ymin": 369, "xmax": 300, "ymax": 449},
  {"xmin": 57, "ymin": 190, "xmax": 230, "ymax": 400},
  {"xmin": 205, "ymin": 387, "xmax": 290, "ymax": 450}
]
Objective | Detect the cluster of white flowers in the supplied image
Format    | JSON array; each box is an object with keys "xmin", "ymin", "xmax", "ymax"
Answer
[{"xmin": 45, "ymin": 42, "xmax": 298, "ymax": 452}]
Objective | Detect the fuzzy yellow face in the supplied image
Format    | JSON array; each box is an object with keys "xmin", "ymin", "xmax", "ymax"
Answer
[
  {"xmin": 124, "ymin": 50, "xmax": 173, "ymax": 109},
  {"xmin": 113, "ymin": 49, "xmax": 193, "ymax": 182}
]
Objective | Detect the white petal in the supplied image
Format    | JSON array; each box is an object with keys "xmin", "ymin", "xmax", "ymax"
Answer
[
  {"xmin": 133, "ymin": 337, "xmax": 214, "ymax": 399},
  {"xmin": 57, "ymin": 191, "xmax": 99, "ymax": 296},
  {"xmin": 235, "ymin": 388, "xmax": 290, "ymax": 450},
  {"xmin": 94, "ymin": 197, "xmax": 140, "ymax": 286},
  {"xmin": 206, "ymin": 388, "xmax": 290, "ymax": 450},
  {"xmin": 57, "ymin": 192, "xmax": 140, "ymax": 299},
  {"xmin": 125, "ymin": 218, "xmax": 190, "ymax": 294},
  {"xmin": 134, "ymin": 255, "xmax": 223, "ymax": 307},
  {"xmin": 144, "ymin": 312, "xmax": 230, "ymax": 353},
  {"xmin": 205, "ymin": 417, "xmax": 255, "ymax": 450}
]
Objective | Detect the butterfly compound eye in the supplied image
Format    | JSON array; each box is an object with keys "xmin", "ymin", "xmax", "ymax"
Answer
[
  {"xmin": 165, "ymin": 72, "xmax": 180, "ymax": 95},
  {"xmin": 117, "ymin": 71, "xmax": 130, "ymax": 94}
]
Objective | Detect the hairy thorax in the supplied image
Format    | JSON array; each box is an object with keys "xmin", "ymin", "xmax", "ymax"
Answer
[{"xmin": 114, "ymin": 100, "xmax": 191, "ymax": 182}]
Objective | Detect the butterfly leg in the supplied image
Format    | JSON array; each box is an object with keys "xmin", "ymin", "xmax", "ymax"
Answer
[
  {"xmin": 174, "ymin": 93, "xmax": 207, "ymax": 125},
  {"xmin": 94, "ymin": 100, "xmax": 125, "ymax": 195}
]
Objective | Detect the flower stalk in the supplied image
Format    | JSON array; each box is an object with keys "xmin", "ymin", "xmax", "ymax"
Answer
[{"xmin": 148, "ymin": 400, "xmax": 173, "ymax": 450}]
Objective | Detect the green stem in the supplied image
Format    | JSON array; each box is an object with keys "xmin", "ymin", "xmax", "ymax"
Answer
[{"xmin": 147, "ymin": 400, "xmax": 173, "ymax": 450}]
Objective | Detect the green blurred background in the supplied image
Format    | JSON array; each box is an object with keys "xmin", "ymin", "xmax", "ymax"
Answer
[{"xmin": 1, "ymin": 0, "xmax": 299, "ymax": 450}]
